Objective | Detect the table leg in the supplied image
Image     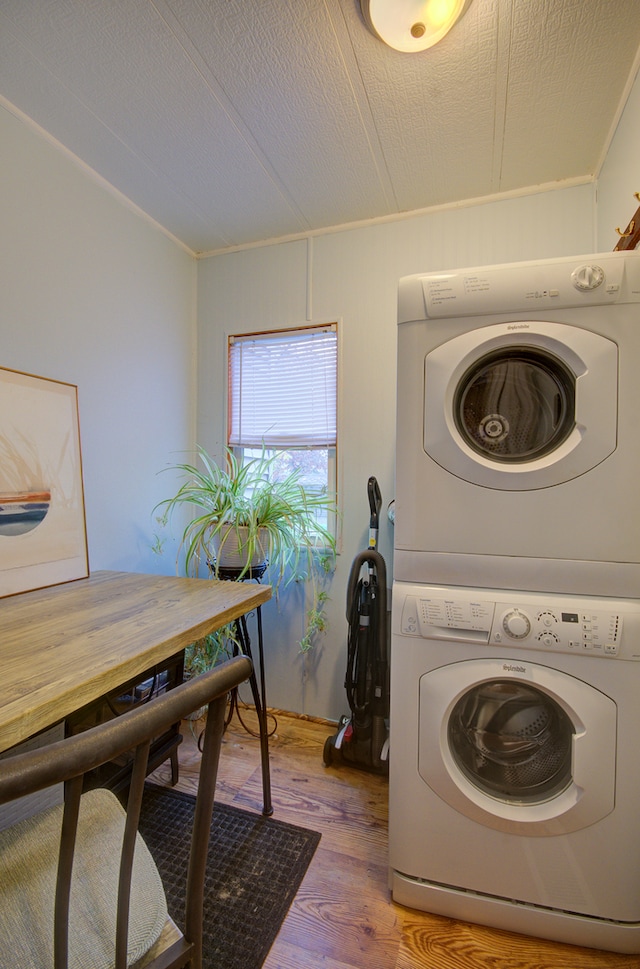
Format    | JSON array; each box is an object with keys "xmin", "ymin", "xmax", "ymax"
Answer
[{"xmin": 235, "ymin": 608, "xmax": 273, "ymax": 816}]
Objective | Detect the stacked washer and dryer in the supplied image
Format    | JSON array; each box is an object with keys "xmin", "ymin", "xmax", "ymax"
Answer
[{"xmin": 389, "ymin": 250, "xmax": 640, "ymax": 953}]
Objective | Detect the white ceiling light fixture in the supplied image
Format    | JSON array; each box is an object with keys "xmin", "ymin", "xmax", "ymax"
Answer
[{"xmin": 361, "ymin": 0, "xmax": 473, "ymax": 52}]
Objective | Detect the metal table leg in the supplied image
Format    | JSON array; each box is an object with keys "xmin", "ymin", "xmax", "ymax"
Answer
[{"xmin": 233, "ymin": 606, "xmax": 273, "ymax": 816}]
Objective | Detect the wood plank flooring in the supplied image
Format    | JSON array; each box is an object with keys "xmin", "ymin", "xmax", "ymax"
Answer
[{"xmin": 151, "ymin": 706, "xmax": 640, "ymax": 969}]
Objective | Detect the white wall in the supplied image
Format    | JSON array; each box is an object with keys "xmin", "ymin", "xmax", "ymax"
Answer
[
  {"xmin": 0, "ymin": 103, "xmax": 196, "ymax": 576},
  {"xmin": 197, "ymin": 185, "xmax": 597, "ymax": 720}
]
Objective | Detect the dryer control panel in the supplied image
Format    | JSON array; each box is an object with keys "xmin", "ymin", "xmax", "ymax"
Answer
[
  {"xmin": 398, "ymin": 250, "xmax": 640, "ymax": 322},
  {"xmin": 397, "ymin": 585, "xmax": 640, "ymax": 660}
]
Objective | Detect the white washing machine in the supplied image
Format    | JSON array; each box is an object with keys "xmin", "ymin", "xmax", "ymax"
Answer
[
  {"xmin": 389, "ymin": 581, "xmax": 640, "ymax": 953},
  {"xmin": 395, "ymin": 250, "xmax": 640, "ymax": 597}
]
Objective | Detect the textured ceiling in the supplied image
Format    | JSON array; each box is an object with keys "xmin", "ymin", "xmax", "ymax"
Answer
[{"xmin": 1, "ymin": 0, "xmax": 639, "ymax": 254}]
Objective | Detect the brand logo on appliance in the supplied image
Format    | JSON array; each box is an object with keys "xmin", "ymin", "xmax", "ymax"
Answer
[
  {"xmin": 506, "ymin": 323, "xmax": 531, "ymax": 330},
  {"xmin": 503, "ymin": 663, "xmax": 526, "ymax": 673}
]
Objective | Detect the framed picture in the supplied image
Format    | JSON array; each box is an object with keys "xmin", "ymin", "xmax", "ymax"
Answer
[{"xmin": 0, "ymin": 367, "xmax": 88, "ymax": 597}]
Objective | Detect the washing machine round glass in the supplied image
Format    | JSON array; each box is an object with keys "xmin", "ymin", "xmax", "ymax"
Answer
[
  {"xmin": 418, "ymin": 659, "xmax": 617, "ymax": 834},
  {"xmin": 447, "ymin": 680, "xmax": 573, "ymax": 802},
  {"xmin": 454, "ymin": 348, "xmax": 575, "ymax": 462}
]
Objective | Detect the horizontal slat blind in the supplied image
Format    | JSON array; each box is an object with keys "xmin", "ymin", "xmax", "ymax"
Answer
[{"xmin": 228, "ymin": 325, "xmax": 337, "ymax": 447}]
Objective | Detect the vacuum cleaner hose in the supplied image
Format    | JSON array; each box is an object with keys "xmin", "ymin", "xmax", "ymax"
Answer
[{"xmin": 345, "ymin": 550, "xmax": 387, "ymax": 621}]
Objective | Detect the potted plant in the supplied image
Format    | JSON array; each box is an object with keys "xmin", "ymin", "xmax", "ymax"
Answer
[{"xmin": 154, "ymin": 446, "xmax": 337, "ymax": 652}]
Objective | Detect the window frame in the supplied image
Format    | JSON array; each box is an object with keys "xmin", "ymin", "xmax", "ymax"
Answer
[{"xmin": 226, "ymin": 322, "xmax": 340, "ymax": 542}]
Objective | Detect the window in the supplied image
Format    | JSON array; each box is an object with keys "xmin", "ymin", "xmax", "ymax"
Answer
[{"xmin": 228, "ymin": 324, "xmax": 338, "ymax": 532}]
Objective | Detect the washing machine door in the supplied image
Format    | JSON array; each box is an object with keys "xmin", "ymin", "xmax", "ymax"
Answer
[
  {"xmin": 424, "ymin": 321, "xmax": 618, "ymax": 490},
  {"xmin": 419, "ymin": 658, "xmax": 617, "ymax": 835}
]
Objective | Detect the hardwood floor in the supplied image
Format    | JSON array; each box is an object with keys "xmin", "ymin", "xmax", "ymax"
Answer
[{"xmin": 151, "ymin": 706, "xmax": 640, "ymax": 969}]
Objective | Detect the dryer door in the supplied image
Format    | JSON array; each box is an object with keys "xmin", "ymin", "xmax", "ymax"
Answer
[
  {"xmin": 418, "ymin": 658, "xmax": 617, "ymax": 835},
  {"xmin": 424, "ymin": 321, "xmax": 617, "ymax": 490}
]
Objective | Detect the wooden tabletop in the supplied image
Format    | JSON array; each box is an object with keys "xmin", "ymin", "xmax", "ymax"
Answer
[{"xmin": 0, "ymin": 570, "xmax": 271, "ymax": 754}]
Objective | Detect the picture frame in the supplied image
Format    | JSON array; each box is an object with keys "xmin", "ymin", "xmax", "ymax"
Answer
[{"xmin": 0, "ymin": 367, "xmax": 88, "ymax": 597}]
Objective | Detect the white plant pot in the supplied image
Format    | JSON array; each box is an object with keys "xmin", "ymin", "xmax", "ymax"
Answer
[{"xmin": 210, "ymin": 524, "xmax": 269, "ymax": 571}]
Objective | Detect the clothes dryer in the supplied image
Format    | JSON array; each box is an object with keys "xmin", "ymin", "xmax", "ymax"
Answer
[
  {"xmin": 389, "ymin": 581, "xmax": 640, "ymax": 953},
  {"xmin": 395, "ymin": 250, "xmax": 640, "ymax": 597}
]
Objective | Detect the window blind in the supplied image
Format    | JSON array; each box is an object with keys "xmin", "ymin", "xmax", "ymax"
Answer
[{"xmin": 228, "ymin": 325, "xmax": 337, "ymax": 448}]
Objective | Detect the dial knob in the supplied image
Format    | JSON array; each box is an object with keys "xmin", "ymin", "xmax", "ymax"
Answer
[
  {"xmin": 571, "ymin": 264, "xmax": 605, "ymax": 291},
  {"xmin": 537, "ymin": 632, "xmax": 560, "ymax": 647},
  {"xmin": 502, "ymin": 609, "xmax": 531, "ymax": 640}
]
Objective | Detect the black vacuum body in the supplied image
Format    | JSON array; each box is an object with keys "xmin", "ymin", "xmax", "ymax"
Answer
[{"xmin": 324, "ymin": 478, "xmax": 389, "ymax": 775}]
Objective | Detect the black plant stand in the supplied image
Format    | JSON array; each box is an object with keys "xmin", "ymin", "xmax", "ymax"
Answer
[{"xmin": 215, "ymin": 563, "xmax": 273, "ymax": 816}]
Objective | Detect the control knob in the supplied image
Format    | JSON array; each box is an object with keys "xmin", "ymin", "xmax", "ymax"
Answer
[
  {"xmin": 571, "ymin": 264, "xmax": 605, "ymax": 291},
  {"xmin": 537, "ymin": 632, "xmax": 560, "ymax": 647},
  {"xmin": 502, "ymin": 609, "xmax": 531, "ymax": 640}
]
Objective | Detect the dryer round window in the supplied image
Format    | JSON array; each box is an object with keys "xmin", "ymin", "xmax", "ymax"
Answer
[
  {"xmin": 454, "ymin": 346, "xmax": 576, "ymax": 462},
  {"xmin": 424, "ymin": 321, "xmax": 618, "ymax": 490}
]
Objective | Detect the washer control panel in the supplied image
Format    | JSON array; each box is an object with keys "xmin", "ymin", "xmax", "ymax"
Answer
[
  {"xmin": 398, "ymin": 589, "xmax": 635, "ymax": 659},
  {"xmin": 493, "ymin": 605, "xmax": 621, "ymax": 656}
]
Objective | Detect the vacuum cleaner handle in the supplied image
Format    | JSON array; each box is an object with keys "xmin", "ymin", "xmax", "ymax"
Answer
[{"xmin": 367, "ymin": 476, "xmax": 382, "ymax": 548}]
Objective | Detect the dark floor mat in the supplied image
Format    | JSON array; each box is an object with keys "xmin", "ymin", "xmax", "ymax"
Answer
[{"xmin": 138, "ymin": 785, "xmax": 321, "ymax": 969}]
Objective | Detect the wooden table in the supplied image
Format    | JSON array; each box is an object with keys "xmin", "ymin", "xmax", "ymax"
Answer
[{"xmin": 0, "ymin": 569, "xmax": 271, "ymax": 761}]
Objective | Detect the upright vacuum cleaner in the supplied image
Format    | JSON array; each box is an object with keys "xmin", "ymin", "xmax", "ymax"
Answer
[{"xmin": 323, "ymin": 477, "xmax": 389, "ymax": 775}]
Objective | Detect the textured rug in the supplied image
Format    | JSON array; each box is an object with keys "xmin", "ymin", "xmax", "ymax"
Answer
[{"xmin": 138, "ymin": 785, "xmax": 321, "ymax": 969}]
